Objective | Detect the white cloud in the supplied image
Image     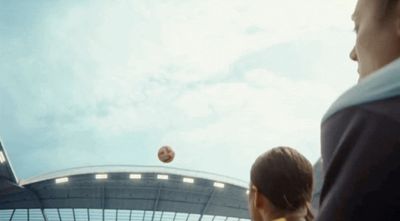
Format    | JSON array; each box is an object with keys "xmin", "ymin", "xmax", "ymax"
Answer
[
  {"xmin": 1, "ymin": 0, "xmax": 359, "ymax": 179},
  {"xmin": 41, "ymin": 0, "xmax": 357, "ymax": 84},
  {"xmin": 165, "ymin": 69, "xmax": 341, "ymax": 178}
]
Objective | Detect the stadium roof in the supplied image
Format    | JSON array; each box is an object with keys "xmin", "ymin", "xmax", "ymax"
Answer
[
  {"xmin": 0, "ymin": 141, "xmax": 20, "ymax": 196},
  {"xmin": 0, "ymin": 140, "xmax": 250, "ymax": 221}
]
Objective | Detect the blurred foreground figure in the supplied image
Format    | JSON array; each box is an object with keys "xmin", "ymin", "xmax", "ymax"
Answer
[
  {"xmin": 248, "ymin": 147, "xmax": 314, "ymax": 221},
  {"xmin": 318, "ymin": 0, "xmax": 400, "ymax": 220}
]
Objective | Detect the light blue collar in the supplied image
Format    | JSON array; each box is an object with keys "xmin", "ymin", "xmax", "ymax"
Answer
[{"xmin": 322, "ymin": 57, "xmax": 400, "ymax": 122}]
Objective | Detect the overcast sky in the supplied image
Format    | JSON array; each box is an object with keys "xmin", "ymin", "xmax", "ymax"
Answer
[{"xmin": 0, "ymin": 0, "xmax": 357, "ymax": 182}]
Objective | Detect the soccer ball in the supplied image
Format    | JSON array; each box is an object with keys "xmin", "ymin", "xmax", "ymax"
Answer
[{"xmin": 158, "ymin": 145, "xmax": 175, "ymax": 163}]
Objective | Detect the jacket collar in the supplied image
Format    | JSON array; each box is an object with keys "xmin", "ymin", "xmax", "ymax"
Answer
[{"xmin": 323, "ymin": 57, "xmax": 400, "ymax": 122}]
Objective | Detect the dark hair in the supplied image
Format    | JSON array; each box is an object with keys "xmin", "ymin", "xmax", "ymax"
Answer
[
  {"xmin": 381, "ymin": 0, "xmax": 399, "ymax": 18},
  {"xmin": 250, "ymin": 147, "xmax": 314, "ymax": 221}
]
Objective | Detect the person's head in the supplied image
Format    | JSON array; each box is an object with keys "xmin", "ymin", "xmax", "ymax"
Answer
[
  {"xmin": 350, "ymin": 0, "xmax": 400, "ymax": 81},
  {"xmin": 248, "ymin": 147, "xmax": 313, "ymax": 221}
]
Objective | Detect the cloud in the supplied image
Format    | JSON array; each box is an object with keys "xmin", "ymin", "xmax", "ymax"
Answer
[
  {"xmin": 0, "ymin": 0, "xmax": 359, "ymax": 180},
  {"xmin": 38, "ymin": 0, "xmax": 357, "ymax": 84},
  {"xmin": 164, "ymin": 68, "xmax": 340, "ymax": 178}
]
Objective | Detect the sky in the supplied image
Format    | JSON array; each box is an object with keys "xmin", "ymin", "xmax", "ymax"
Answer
[{"xmin": 0, "ymin": 0, "xmax": 358, "ymax": 182}]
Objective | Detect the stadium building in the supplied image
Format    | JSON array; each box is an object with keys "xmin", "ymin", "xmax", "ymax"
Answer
[{"xmin": 0, "ymin": 141, "xmax": 250, "ymax": 221}]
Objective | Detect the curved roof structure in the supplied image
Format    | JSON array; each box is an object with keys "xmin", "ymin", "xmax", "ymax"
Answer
[
  {"xmin": 0, "ymin": 140, "xmax": 18, "ymax": 192},
  {"xmin": 19, "ymin": 165, "xmax": 249, "ymax": 188},
  {"xmin": 0, "ymin": 141, "xmax": 250, "ymax": 221}
]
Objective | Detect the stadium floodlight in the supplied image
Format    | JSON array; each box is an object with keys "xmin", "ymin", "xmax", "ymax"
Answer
[
  {"xmin": 55, "ymin": 177, "xmax": 69, "ymax": 184},
  {"xmin": 129, "ymin": 174, "xmax": 142, "ymax": 179},
  {"xmin": 95, "ymin": 174, "xmax": 108, "ymax": 179},
  {"xmin": 0, "ymin": 151, "xmax": 5, "ymax": 163},
  {"xmin": 213, "ymin": 182, "xmax": 225, "ymax": 188},
  {"xmin": 157, "ymin": 174, "xmax": 169, "ymax": 180},
  {"xmin": 183, "ymin": 177, "xmax": 194, "ymax": 183},
  {"xmin": 246, "ymin": 190, "xmax": 250, "ymax": 195}
]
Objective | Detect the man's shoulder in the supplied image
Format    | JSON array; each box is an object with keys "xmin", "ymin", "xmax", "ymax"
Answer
[
  {"xmin": 324, "ymin": 95, "xmax": 400, "ymax": 126},
  {"xmin": 359, "ymin": 95, "xmax": 400, "ymax": 122},
  {"xmin": 323, "ymin": 60, "xmax": 400, "ymax": 123}
]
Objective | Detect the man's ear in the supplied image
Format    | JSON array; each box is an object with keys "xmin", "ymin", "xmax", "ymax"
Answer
[
  {"xmin": 252, "ymin": 185, "xmax": 276, "ymax": 215},
  {"xmin": 251, "ymin": 185, "xmax": 264, "ymax": 209}
]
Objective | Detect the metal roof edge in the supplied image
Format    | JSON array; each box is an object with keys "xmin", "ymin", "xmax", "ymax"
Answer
[{"xmin": 20, "ymin": 165, "xmax": 249, "ymax": 188}]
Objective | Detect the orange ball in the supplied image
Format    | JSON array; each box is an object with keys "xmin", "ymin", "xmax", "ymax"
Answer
[{"xmin": 158, "ymin": 145, "xmax": 175, "ymax": 163}]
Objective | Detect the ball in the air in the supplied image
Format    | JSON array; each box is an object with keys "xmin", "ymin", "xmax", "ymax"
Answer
[{"xmin": 158, "ymin": 145, "xmax": 175, "ymax": 163}]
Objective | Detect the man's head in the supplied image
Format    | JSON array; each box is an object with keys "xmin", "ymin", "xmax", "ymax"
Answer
[
  {"xmin": 350, "ymin": 0, "xmax": 400, "ymax": 80},
  {"xmin": 248, "ymin": 147, "xmax": 313, "ymax": 221}
]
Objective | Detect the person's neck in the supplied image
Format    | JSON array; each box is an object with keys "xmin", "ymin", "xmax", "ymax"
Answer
[{"xmin": 269, "ymin": 207, "xmax": 307, "ymax": 221}]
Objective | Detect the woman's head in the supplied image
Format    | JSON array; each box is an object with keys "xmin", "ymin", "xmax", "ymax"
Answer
[{"xmin": 248, "ymin": 147, "xmax": 313, "ymax": 221}]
